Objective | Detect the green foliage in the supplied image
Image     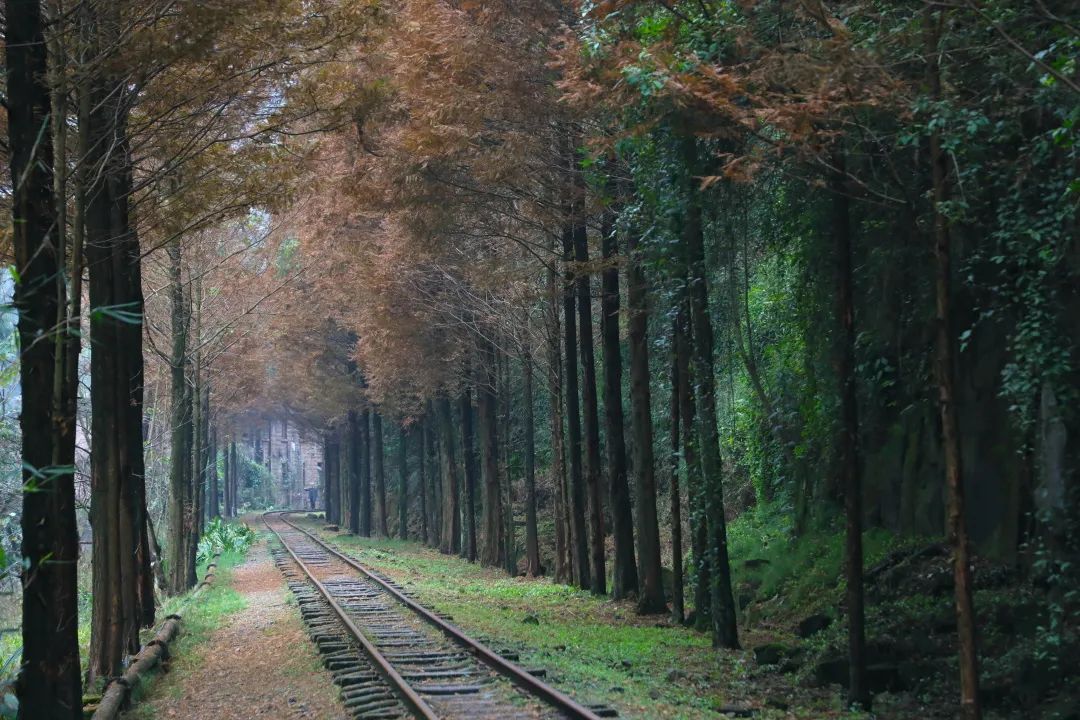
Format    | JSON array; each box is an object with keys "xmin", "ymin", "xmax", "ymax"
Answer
[
  {"xmin": 197, "ymin": 518, "xmax": 255, "ymax": 566},
  {"xmin": 726, "ymin": 502, "xmax": 935, "ymax": 617},
  {"xmin": 1026, "ymin": 498, "xmax": 1080, "ymax": 675}
]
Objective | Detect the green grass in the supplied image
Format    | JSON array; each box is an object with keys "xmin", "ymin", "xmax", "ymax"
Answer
[{"xmin": 297, "ymin": 516, "xmax": 865, "ymax": 719}]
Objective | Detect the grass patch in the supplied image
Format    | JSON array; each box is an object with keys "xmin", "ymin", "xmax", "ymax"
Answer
[{"xmin": 296, "ymin": 516, "xmax": 864, "ymax": 719}]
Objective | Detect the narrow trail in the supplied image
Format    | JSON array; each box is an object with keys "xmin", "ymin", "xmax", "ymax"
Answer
[{"xmin": 133, "ymin": 534, "xmax": 347, "ymax": 719}]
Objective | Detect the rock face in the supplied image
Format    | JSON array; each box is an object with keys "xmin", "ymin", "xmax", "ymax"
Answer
[
  {"xmin": 796, "ymin": 613, "xmax": 832, "ymax": 638},
  {"xmin": 809, "ymin": 656, "xmax": 906, "ymax": 693}
]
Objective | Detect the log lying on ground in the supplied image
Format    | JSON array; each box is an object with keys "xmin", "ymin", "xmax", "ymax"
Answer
[{"xmin": 88, "ymin": 554, "xmax": 221, "ymax": 719}]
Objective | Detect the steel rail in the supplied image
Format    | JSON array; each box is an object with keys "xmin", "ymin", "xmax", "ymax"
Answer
[
  {"xmin": 264, "ymin": 512, "xmax": 439, "ymax": 720},
  {"xmin": 273, "ymin": 510, "xmax": 605, "ymax": 720}
]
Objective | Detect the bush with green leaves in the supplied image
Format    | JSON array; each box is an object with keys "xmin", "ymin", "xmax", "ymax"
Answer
[{"xmin": 196, "ymin": 517, "xmax": 256, "ymax": 566}]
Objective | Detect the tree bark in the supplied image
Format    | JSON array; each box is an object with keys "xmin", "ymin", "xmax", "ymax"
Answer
[
  {"xmin": 681, "ymin": 135, "xmax": 738, "ymax": 648},
  {"xmin": 626, "ymin": 225, "xmax": 666, "ymax": 613},
  {"xmin": 210, "ymin": 427, "xmax": 219, "ymax": 519},
  {"xmin": 398, "ymin": 427, "xmax": 409, "ymax": 539},
  {"xmin": 230, "ymin": 441, "xmax": 239, "ymax": 516},
  {"xmin": 8, "ymin": 0, "xmax": 83, "ymax": 710},
  {"xmin": 546, "ymin": 264, "xmax": 570, "ymax": 583},
  {"xmin": 926, "ymin": 9, "xmax": 981, "ymax": 718},
  {"xmin": 676, "ymin": 295, "xmax": 709, "ymax": 631},
  {"xmin": 832, "ymin": 152, "xmax": 868, "ymax": 709},
  {"xmin": 348, "ymin": 410, "xmax": 361, "ymax": 534},
  {"xmin": 523, "ymin": 352, "xmax": 543, "ymax": 576},
  {"xmin": 601, "ymin": 204, "xmax": 638, "ymax": 599},
  {"xmin": 573, "ymin": 211, "xmax": 606, "ymax": 595},
  {"xmin": 562, "ymin": 222, "xmax": 591, "ymax": 590},
  {"xmin": 373, "ymin": 412, "xmax": 389, "ymax": 537},
  {"xmin": 81, "ymin": 3, "xmax": 155, "ymax": 673},
  {"xmin": 426, "ymin": 404, "xmax": 442, "ymax": 543},
  {"xmin": 460, "ymin": 385, "xmax": 479, "ymax": 561},
  {"xmin": 669, "ymin": 320, "xmax": 685, "ymax": 624},
  {"xmin": 478, "ymin": 342, "xmax": 503, "ymax": 567},
  {"xmin": 438, "ymin": 397, "xmax": 461, "ymax": 554},
  {"xmin": 321, "ymin": 435, "xmax": 331, "ymax": 521},
  {"xmin": 166, "ymin": 237, "xmax": 193, "ymax": 596},
  {"xmin": 419, "ymin": 419, "xmax": 430, "ymax": 544},
  {"xmin": 360, "ymin": 409, "xmax": 372, "ymax": 535}
]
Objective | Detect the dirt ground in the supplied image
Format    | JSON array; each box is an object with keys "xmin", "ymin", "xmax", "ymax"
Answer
[{"xmin": 130, "ymin": 535, "xmax": 347, "ymax": 719}]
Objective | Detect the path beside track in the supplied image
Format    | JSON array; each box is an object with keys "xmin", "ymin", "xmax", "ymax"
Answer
[{"xmin": 129, "ymin": 533, "xmax": 347, "ymax": 720}]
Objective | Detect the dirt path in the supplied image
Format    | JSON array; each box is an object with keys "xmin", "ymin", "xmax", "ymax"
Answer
[{"xmin": 133, "ymin": 535, "xmax": 347, "ymax": 720}]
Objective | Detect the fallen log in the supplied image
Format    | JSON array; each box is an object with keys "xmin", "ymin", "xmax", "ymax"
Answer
[{"xmin": 88, "ymin": 553, "xmax": 221, "ymax": 720}]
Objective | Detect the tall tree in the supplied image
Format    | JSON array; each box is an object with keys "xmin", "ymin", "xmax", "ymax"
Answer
[
  {"xmin": 372, "ymin": 412, "xmax": 389, "ymax": 536},
  {"xmin": 7, "ymin": 0, "xmax": 83, "ymax": 712},
  {"xmin": 477, "ymin": 342, "xmax": 502, "ymax": 566},
  {"xmin": 523, "ymin": 351, "xmax": 542, "ymax": 577},
  {"xmin": 600, "ymin": 200, "xmax": 638, "ymax": 599},
  {"xmin": 832, "ymin": 153, "xmax": 868, "ymax": 708},
  {"xmin": 348, "ymin": 410, "xmax": 361, "ymax": 534},
  {"xmin": 926, "ymin": 8, "xmax": 980, "ymax": 717},
  {"xmin": 625, "ymin": 223, "xmax": 666, "ymax": 613},
  {"xmin": 360, "ymin": 409, "xmax": 371, "ymax": 535},
  {"xmin": 573, "ymin": 199, "xmax": 606, "ymax": 596},
  {"xmin": 166, "ymin": 236, "xmax": 193, "ymax": 595},
  {"xmin": 397, "ymin": 427, "xmax": 409, "ymax": 538},
  {"xmin": 418, "ymin": 420, "xmax": 430, "ymax": 544},
  {"xmin": 437, "ymin": 397, "xmax": 461, "ymax": 554},
  {"xmin": 681, "ymin": 135, "xmax": 738, "ymax": 648},
  {"xmin": 668, "ymin": 319, "xmax": 684, "ymax": 624},
  {"xmin": 562, "ymin": 220, "xmax": 590, "ymax": 590},
  {"xmin": 459, "ymin": 385, "xmax": 479, "ymax": 561},
  {"xmin": 546, "ymin": 264, "xmax": 571, "ymax": 583}
]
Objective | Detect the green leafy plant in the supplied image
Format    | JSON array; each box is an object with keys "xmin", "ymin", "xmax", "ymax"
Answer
[{"xmin": 196, "ymin": 518, "xmax": 255, "ymax": 566}]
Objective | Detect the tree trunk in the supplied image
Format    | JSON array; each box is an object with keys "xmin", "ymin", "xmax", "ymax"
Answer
[
  {"xmin": 373, "ymin": 413, "xmax": 389, "ymax": 537},
  {"xmin": 166, "ymin": 237, "xmax": 193, "ymax": 596},
  {"xmin": 327, "ymin": 432, "xmax": 340, "ymax": 525},
  {"xmin": 419, "ymin": 420, "xmax": 430, "ymax": 544},
  {"xmin": 832, "ymin": 152, "xmax": 868, "ymax": 709},
  {"xmin": 926, "ymin": 10, "xmax": 981, "ymax": 718},
  {"xmin": 626, "ymin": 225, "xmax": 666, "ymax": 613},
  {"xmin": 573, "ymin": 212, "xmax": 606, "ymax": 595},
  {"xmin": 438, "ymin": 397, "xmax": 461, "ymax": 554},
  {"xmin": 523, "ymin": 352, "xmax": 543, "ymax": 576},
  {"xmin": 478, "ymin": 342, "xmax": 503, "ymax": 566},
  {"xmin": 676, "ymin": 295, "xmax": 709, "ymax": 631},
  {"xmin": 562, "ymin": 222, "xmax": 591, "ymax": 590},
  {"xmin": 183, "ymin": 379, "xmax": 197, "ymax": 588},
  {"xmin": 426, "ymin": 404, "xmax": 442, "ymax": 543},
  {"xmin": 460, "ymin": 386, "xmax": 479, "ymax": 561},
  {"xmin": 360, "ymin": 409, "xmax": 372, "ymax": 535},
  {"xmin": 546, "ymin": 264, "xmax": 570, "ymax": 584},
  {"xmin": 230, "ymin": 442, "xmax": 239, "ymax": 517},
  {"xmin": 601, "ymin": 204, "xmax": 638, "ymax": 599},
  {"xmin": 82, "ymin": 3, "xmax": 155, "ymax": 673},
  {"xmin": 210, "ymin": 427, "xmax": 219, "ymax": 519},
  {"xmin": 669, "ymin": 321, "xmax": 685, "ymax": 624},
  {"xmin": 8, "ymin": 0, "xmax": 83, "ymax": 710},
  {"xmin": 398, "ymin": 427, "xmax": 409, "ymax": 539},
  {"xmin": 501, "ymin": 350, "xmax": 514, "ymax": 575},
  {"xmin": 348, "ymin": 410, "xmax": 361, "ymax": 534},
  {"xmin": 681, "ymin": 135, "xmax": 738, "ymax": 649},
  {"xmin": 322, "ymin": 435, "xmax": 332, "ymax": 522}
]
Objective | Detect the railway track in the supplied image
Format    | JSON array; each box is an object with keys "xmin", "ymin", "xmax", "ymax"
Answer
[{"xmin": 264, "ymin": 511, "xmax": 614, "ymax": 720}]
